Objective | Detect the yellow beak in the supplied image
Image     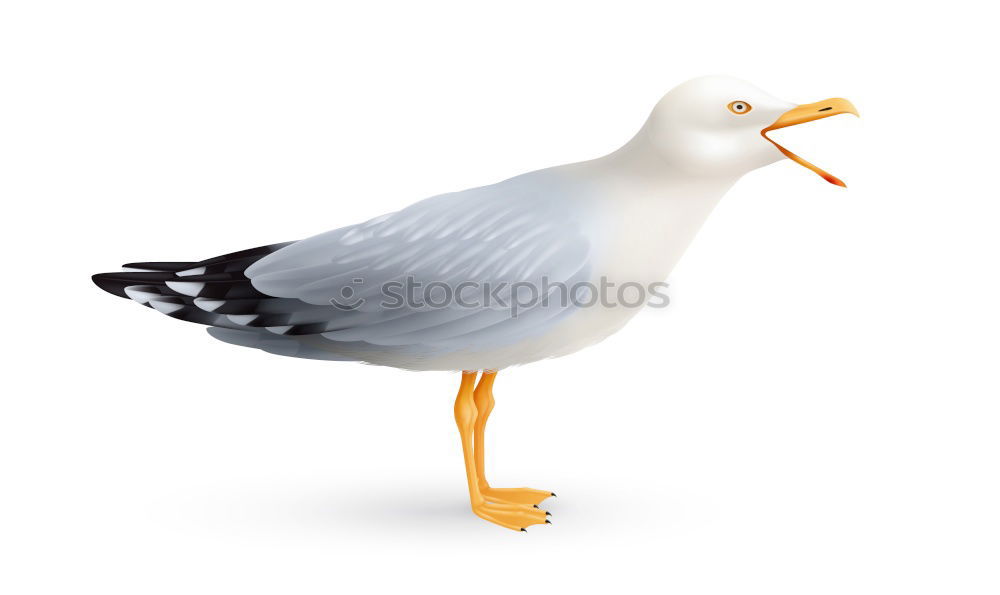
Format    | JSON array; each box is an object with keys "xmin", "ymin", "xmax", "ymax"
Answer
[{"xmin": 762, "ymin": 98, "xmax": 859, "ymax": 187}]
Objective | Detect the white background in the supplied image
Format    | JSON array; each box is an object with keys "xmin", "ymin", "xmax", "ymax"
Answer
[{"xmin": 2, "ymin": 1, "xmax": 998, "ymax": 593}]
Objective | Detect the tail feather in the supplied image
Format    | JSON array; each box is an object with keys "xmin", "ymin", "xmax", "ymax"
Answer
[
  {"xmin": 164, "ymin": 274, "xmax": 270, "ymax": 299},
  {"xmin": 147, "ymin": 295, "xmax": 249, "ymax": 329},
  {"xmin": 121, "ymin": 261, "xmax": 198, "ymax": 273},
  {"xmin": 92, "ymin": 241, "xmax": 292, "ymax": 311},
  {"xmin": 89, "ymin": 241, "xmax": 367, "ymax": 338},
  {"xmin": 177, "ymin": 241, "xmax": 295, "ymax": 276},
  {"xmin": 95, "ymin": 239, "xmax": 366, "ymax": 362},
  {"xmin": 91, "ymin": 271, "xmax": 177, "ymax": 299}
]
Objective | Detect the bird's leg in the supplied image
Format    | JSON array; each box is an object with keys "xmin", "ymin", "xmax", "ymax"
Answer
[
  {"xmin": 454, "ymin": 371, "xmax": 548, "ymax": 531},
  {"xmin": 473, "ymin": 370, "xmax": 556, "ymax": 507}
]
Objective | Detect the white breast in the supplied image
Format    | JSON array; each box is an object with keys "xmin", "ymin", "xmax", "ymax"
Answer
[{"xmin": 394, "ymin": 162, "xmax": 738, "ymax": 371}]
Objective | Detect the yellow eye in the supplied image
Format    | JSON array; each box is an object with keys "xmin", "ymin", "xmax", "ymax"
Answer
[{"xmin": 728, "ymin": 101, "xmax": 752, "ymax": 114}]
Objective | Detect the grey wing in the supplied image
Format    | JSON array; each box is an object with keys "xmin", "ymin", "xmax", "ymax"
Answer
[
  {"xmin": 244, "ymin": 182, "xmax": 592, "ymax": 355},
  {"xmin": 94, "ymin": 177, "xmax": 592, "ymax": 363}
]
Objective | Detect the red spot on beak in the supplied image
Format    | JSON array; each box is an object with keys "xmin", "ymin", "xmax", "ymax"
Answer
[{"xmin": 823, "ymin": 173, "xmax": 847, "ymax": 187}]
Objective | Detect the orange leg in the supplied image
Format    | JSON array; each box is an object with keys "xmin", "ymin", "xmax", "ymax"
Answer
[
  {"xmin": 454, "ymin": 371, "xmax": 548, "ymax": 531},
  {"xmin": 473, "ymin": 371, "xmax": 556, "ymax": 507}
]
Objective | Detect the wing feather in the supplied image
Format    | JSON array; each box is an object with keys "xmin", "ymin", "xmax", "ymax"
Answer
[{"xmin": 245, "ymin": 174, "xmax": 592, "ymax": 354}]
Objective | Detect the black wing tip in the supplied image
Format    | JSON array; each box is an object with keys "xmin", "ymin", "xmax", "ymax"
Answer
[
  {"xmin": 91, "ymin": 271, "xmax": 179, "ymax": 299},
  {"xmin": 93, "ymin": 241, "xmax": 294, "ymax": 306},
  {"xmin": 91, "ymin": 272, "xmax": 131, "ymax": 298},
  {"xmin": 120, "ymin": 261, "xmax": 197, "ymax": 272}
]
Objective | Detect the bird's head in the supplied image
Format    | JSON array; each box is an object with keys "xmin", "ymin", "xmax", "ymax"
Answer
[{"xmin": 642, "ymin": 75, "xmax": 858, "ymax": 186}]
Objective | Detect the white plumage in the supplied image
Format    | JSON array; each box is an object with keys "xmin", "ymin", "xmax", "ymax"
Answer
[
  {"xmin": 96, "ymin": 75, "xmax": 856, "ymax": 371},
  {"xmin": 92, "ymin": 75, "xmax": 857, "ymax": 531}
]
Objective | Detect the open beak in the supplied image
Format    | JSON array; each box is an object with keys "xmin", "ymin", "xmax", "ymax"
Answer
[{"xmin": 762, "ymin": 98, "xmax": 859, "ymax": 187}]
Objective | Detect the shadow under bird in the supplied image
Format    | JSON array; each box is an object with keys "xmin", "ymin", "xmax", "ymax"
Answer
[{"xmin": 93, "ymin": 76, "xmax": 858, "ymax": 531}]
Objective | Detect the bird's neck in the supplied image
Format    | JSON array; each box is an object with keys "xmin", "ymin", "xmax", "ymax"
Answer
[
  {"xmin": 597, "ymin": 125, "xmax": 742, "ymax": 191},
  {"xmin": 560, "ymin": 130, "xmax": 743, "ymax": 285},
  {"xmin": 565, "ymin": 127, "xmax": 742, "ymax": 212}
]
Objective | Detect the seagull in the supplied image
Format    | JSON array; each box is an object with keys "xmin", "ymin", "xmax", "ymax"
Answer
[{"xmin": 93, "ymin": 76, "xmax": 857, "ymax": 531}]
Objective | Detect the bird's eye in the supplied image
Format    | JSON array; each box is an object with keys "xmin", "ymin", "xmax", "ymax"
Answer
[{"xmin": 727, "ymin": 101, "xmax": 752, "ymax": 115}]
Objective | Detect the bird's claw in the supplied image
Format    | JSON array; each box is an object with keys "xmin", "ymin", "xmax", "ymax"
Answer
[
  {"xmin": 472, "ymin": 499, "xmax": 550, "ymax": 532},
  {"xmin": 481, "ymin": 486, "xmax": 555, "ymax": 506}
]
